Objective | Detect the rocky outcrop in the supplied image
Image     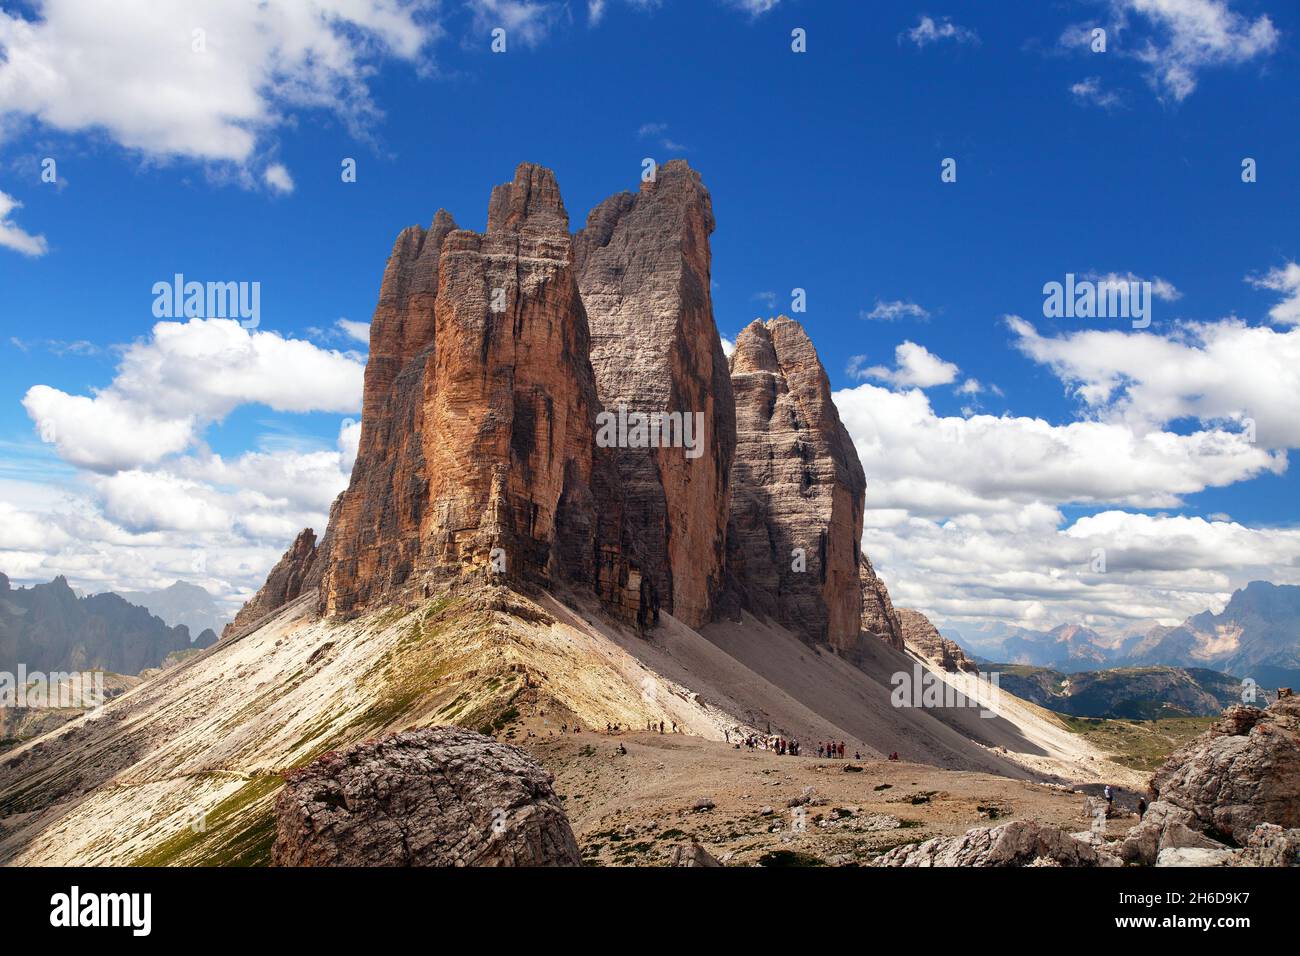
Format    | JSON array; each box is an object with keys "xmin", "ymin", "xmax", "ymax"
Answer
[
  {"xmin": 1232, "ymin": 823, "xmax": 1300, "ymax": 866},
  {"xmin": 898, "ymin": 608, "xmax": 979, "ymax": 674},
  {"xmin": 859, "ymin": 554, "xmax": 904, "ymax": 651},
  {"xmin": 270, "ymin": 727, "xmax": 581, "ymax": 867},
  {"xmin": 1118, "ymin": 695, "xmax": 1300, "ymax": 864},
  {"xmin": 224, "ymin": 529, "xmax": 319, "ymax": 638},
  {"xmin": 317, "ymin": 164, "xmax": 625, "ymax": 619},
  {"xmin": 721, "ymin": 317, "xmax": 864, "ymax": 647},
  {"xmin": 668, "ymin": 842, "xmax": 723, "ymax": 867},
  {"xmin": 575, "ymin": 161, "xmax": 735, "ymax": 629},
  {"xmin": 874, "ymin": 820, "xmax": 1121, "ymax": 867}
]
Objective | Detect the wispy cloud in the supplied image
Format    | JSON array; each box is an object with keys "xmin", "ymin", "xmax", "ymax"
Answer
[
  {"xmin": 848, "ymin": 341, "xmax": 960, "ymax": 388},
  {"xmin": 467, "ymin": 0, "xmax": 559, "ymax": 48},
  {"xmin": 1248, "ymin": 261, "xmax": 1300, "ymax": 325},
  {"xmin": 0, "ymin": 190, "xmax": 48, "ymax": 257},
  {"xmin": 1083, "ymin": 270, "xmax": 1181, "ymax": 302},
  {"xmin": 862, "ymin": 299, "xmax": 931, "ymax": 322},
  {"xmin": 902, "ymin": 15, "xmax": 980, "ymax": 49},
  {"xmin": 262, "ymin": 163, "xmax": 295, "ymax": 195},
  {"xmin": 637, "ymin": 121, "xmax": 688, "ymax": 153},
  {"xmin": 1057, "ymin": 1, "xmax": 1279, "ymax": 103},
  {"xmin": 1070, "ymin": 76, "xmax": 1124, "ymax": 109}
]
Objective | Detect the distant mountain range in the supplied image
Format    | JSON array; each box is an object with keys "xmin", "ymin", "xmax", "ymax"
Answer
[
  {"xmin": 996, "ymin": 664, "xmax": 1257, "ymax": 720},
  {"xmin": 0, "ymin": 573, "xmax": 218, "ymax": 676},
  {"xmin": 945, "ymin": 581, "xmax": 1300, "ymax": 687},
  {"xmin": 114, "ymin": 580, "xmax": 230, "ymax": 638}
]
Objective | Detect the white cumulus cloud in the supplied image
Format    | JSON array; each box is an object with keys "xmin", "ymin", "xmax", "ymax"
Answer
[
  {"xmin": 0, "ymin": 0, "xmax": 438, "ymax": 168},
  {"xmin": 23, "ymin": 318, "xmax": 365, "ymax": 471},
  {"xmin": 0, "ymin": 189, "xmax": 47, "ymax": 256}
]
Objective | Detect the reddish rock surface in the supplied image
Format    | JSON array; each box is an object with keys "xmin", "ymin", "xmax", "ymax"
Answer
[
  {"xmin": 317, "ymin": 164, "xmax": 618, "ymax": 617},
  {"xmin": 224, "ymin": 528, "xmax": 318, "ymax": 638},
  {"xmin": 575, "ymin": 161, "xmax": 736, "ymax": 629},
  {"xmin": 317, "ymin": 211, "xmax": 458, "ymax": 615},
  {"xmin": 721, "ymin": 317, "xmax": 864, "ymax": 648}
]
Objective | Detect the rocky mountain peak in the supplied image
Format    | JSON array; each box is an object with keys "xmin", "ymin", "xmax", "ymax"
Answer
[
  {"xmin": 307, "ymin": 162, "xmax": 655, "ymax": 623},
  {"xmin": 859, "ymin": 554, "xmax": 904, "ymax": 651},
  {"xmin": 898, "ymin": 607, "xmax": 979, "ymax": 674},
  {"xmin": 575, "ymin": 159, "xmax": 734, "ymax": 628},
  {"xmin": 224, "ymin": 528, "xmax": 319, "ymax": 639},
  {"xmin": 487, "ymin": 162, "xmax": 568, "ymax": 235},
  {"xmin": 721, "ymin": 315, "xmax": 865, "ymax": 648}
]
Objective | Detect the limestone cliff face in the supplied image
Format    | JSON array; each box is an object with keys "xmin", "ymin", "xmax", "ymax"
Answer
[
  {"xmin": 225, "ymin": 529, "xmax": 319, "ymax": 638},
  {"xmin": 898, "ymin": 607, "xmax": 979, "ymax": 674},
  {"xmin": 575, "ymin": 161, "xmax": 735, "ymax": 629},
  {"xmin": 860, "ymin": 554, "xmax": 904, "ymax": 652},
  {"xmin": 722, "ymin": 317, "xmax": 865, "ymax": 648},
  {"xmin": 318, "ymin": 164, "xmax": 619, "ymax": 617}
]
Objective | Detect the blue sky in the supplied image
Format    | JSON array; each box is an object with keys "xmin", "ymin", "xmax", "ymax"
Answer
[{"xmin": 1, "ymin": 0, "xmax": 1298, "ymax": 632}]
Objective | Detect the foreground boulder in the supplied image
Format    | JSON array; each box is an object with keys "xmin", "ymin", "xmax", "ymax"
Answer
[
  {"xmin": 668, "ymin": 842, "xmax": 723, "ymax": 867},
  {"xmin": 1118, "ymin": 695, "xmax": 1300, "ymax": 865},
  {"xmin": 271, "ymin": 727, "xmax": 581, "ymax": 867},
  {"xmin": 1232, "ymin": 823, "xmax": 1300, "ymax": 867},
  {"xmin": 874, "ymin": 820, "xmax": 1121, "ymax": 867}
]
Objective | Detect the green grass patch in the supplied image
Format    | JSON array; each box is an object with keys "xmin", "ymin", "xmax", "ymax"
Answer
[
  {"xmin": 131, "ymin": 775, "xmax": 284, "ymax": 867},
  {"xmin": 1058, "ymin": 714, "xmax": 1215, "ymax": 772}
]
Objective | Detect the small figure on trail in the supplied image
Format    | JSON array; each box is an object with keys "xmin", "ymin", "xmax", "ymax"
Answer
[
  {"xmin": 1137, "ymin": 797, "xmax": 1147, "ymax": 818},
  {"xmin": 1104, "ymin": 784, "xmax": 1113, "ymax": 807}
]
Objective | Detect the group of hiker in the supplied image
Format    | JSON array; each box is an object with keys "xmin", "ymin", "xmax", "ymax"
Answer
[
  {"xmin": 1101, "ymin": 784, "xmax": 1148, "ymax": 819},
  {"xmin": 730, "ymin": 733, "xmax": 800, "ymax": 754},
  {"xmin": 606, "ymin": 720, "xmax": 677, "ymax": 734}
]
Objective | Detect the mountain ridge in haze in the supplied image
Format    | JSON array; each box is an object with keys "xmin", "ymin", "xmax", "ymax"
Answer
[
  {"xmin": 943, "ymin": 581, "xmax": 1300, "ymax": 686},
  {"xmin": 0, "ymin": 572, "xmax": 217, "ymax": 676}
]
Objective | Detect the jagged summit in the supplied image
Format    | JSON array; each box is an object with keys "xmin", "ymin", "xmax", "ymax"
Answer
[
  {"xmin": 234, "ymin": 163, "xmax": 877, "ymax": 651},
  {"xmin": 723, "ymin": 316, "xmax": 866, "ymax": 650},
  {"xmin": 2, "ymin": 163, "xmax": 1146, "ymax": 869},
  {"xmin": 575, "ymin": 158, "xmax": 734, "ymax": 629},
  {"xmin": 318, "ymin": 160, "xmax": 613, "ymax": 618}
]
